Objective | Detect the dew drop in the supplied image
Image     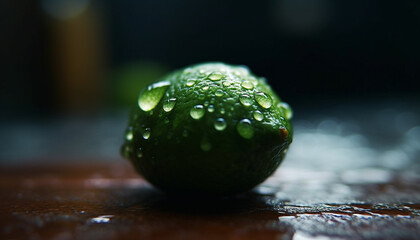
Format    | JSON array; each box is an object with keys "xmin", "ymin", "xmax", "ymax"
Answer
[
  {"xmin": 208, "ymin": 72, "xmax": 223, "ymax": 81},
  {"xmin": 220, "ymin": 108, "xmax": 226, "ymax": 114},
  {"xmin": 204, "ymin": 101, "xmax": 209, "ymax": 107},
  {"xmin": 237, "ymin": 119, "xmax": 254, "ymax": 139},
  {"xmin": 125, "ymin": 128, "xmax": 134, "ymax": 141},
  {"xmin": 201, "ymin": 138, "xmax": 212, "ymax": 151},
  {"xmin": 215, "ymin": 89, "xmax": 224, "ymax": 97},
  {"xmin": 223, "ymin": 80, "xmax": 233, "ymax": 87},
  {"xmin": 208, "ymin": 105, "xmax": 215, "ymax": 112},
  {"xmin": 254, "ymin": 92, "xmax": 272, "ymax": 109},
  {"xmin": 202, "ymin": 86, "xmax": 209, "ymax": 91},
  {"xmin": 239, "ymin": 94, "xmax": 253, "ymax": 107},
  {"xmin": 142, "ymin": 128, "xmax": 151, "ymax": 140},
  {"xmin": 138, "ymin": 81, "xmax": 170, "ymax": 111},
  {"xmin": 214, "ymin": 118, "xmax": 227, "ymax": 131},
  {"xmin": 253, "ymin": 111, "xmax": 264, "ymax": 121},
  {"xmin": 241, "ymin": 80, "xmax": 254, "ymax": 90},
  {"xmin": 186, "ymin": 78, "xmax": 197, "ymax": 86},
  {"xmin": 136, "ymin": 147, "xmax": 143, "ymax": 158},
  {"xmin": 163, "ymin": 98, "xmax": 176, "ymax": 112},
  {"xmin": 190, "ymin": 105, "xmax": 205, "ymax": 119},
  {"xmin": 198, "ymin": 94, "xmax": 205, "ymax": 100},
  {"xmin": 279, "ymin": 102, "xmax": 293, "ymax": 119}
]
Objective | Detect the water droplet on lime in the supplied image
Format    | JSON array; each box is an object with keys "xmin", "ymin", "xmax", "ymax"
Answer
[
  {"xmin": 241, "ymin": 81, "xmax": 254, "ymax": 90},
  {"xmin": 254, "ymin": 92, "xmax": 272, "ymax": 109},
  {"xmin": 215, "ymin": 89, "xmax": 224, "ymax": 97},
  {"xmin": 239, "ymin": 94, "xmax": 253, "ymax": 107},
  {"xmin": 125, "ymin": 128, "xmax": 134, "ymax": 141},
  {"xmin": 202, "ymin": 86, "xmax": 209, "ymax": 91},
  {"xmin": 163, "ymin": 98, "xmax": 176, "ymax": 112},
  {"xmin": 208, "ymin": 72, "xmax": 223, "ymax": 81},
  {"xmin": 223, "ymin": 80, "xmax": 232, "ymax": 87},
  {"xmin": 186, "ymin": 78, "xmax": 197, "ymax": 86},
  {"xmin": 138, "ymin": 81, "xmax": 170, "ymax": 111},
  {"xmin": 208, "ymin": 105, "xmax": 215, "ymax": 112},
  {"xmin": 142, "ymin": 128, "xmax": 151, "ymax": 139},
  {"xmin": 237, "ymin": 119, "xmax": 254, "ymax": 139},
  {"xmin": 214, "ymin": 118, "xmax": 227, "ymax": 131},
  {"xmin": 190, "ymin": 105, "xmax": 205, "ymax": 119},
  {"xmin": 253, "ymin": 111, "xmax": 264, "ymax": 121}
]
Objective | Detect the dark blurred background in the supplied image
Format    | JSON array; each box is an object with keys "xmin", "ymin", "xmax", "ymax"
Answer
[{"xmin": 0, "ymin": 0, "xmax": 419, "ymax": 166}]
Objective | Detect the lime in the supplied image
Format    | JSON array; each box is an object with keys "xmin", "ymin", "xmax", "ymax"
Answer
[{"xmin": 121, "ymin": 62, "xmax": 293, "ymax": 195}]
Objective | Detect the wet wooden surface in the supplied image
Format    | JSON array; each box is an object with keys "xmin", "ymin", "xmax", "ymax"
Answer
[{"xmin": 1, "ymin": 161, "xmax": 419, "ymax": 240}]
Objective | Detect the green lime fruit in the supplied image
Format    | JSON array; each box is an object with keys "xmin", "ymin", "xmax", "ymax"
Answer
[{"xmin": 121, "ymin": 62, "xmax": 293, "ymax": 195}]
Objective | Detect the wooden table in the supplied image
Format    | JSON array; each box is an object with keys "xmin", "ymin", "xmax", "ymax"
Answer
[{"xmin": 1, "ymin": 160, "xmax": 419, "ymax": 240}]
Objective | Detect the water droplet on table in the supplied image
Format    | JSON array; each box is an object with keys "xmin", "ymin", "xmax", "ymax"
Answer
[{"xmin": 90, "ymin": 215, "xmax": 114, "ymax": 223}]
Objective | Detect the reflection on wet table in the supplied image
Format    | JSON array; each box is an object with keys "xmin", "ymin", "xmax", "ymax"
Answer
[
  {"xmin": 1, "ymin": 161, "xmax": 419, "ymax": 240},
  {"xmin": 1, "ymin": 100, "xmax": 419, "ymax": 239}
]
